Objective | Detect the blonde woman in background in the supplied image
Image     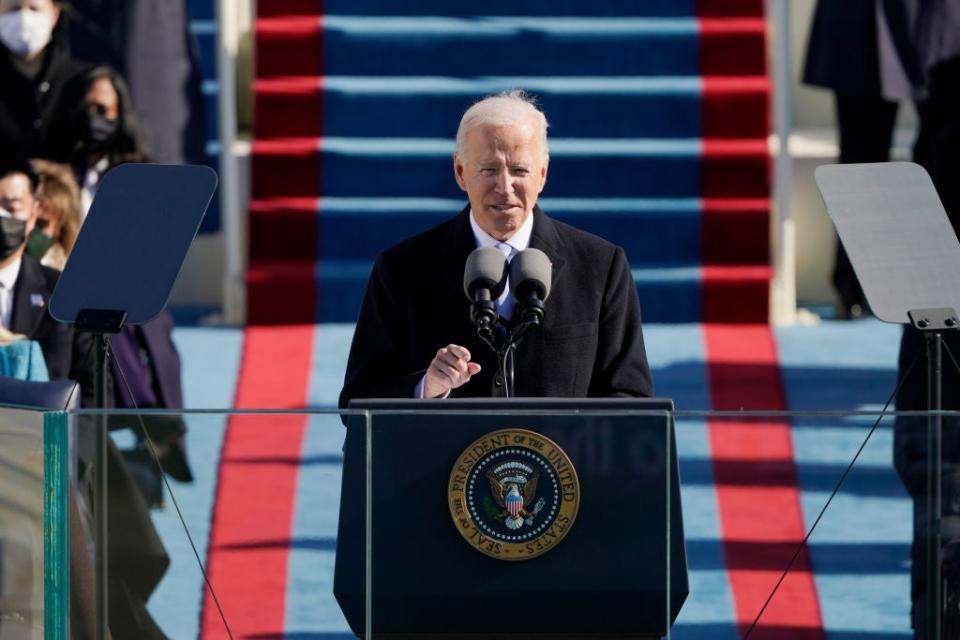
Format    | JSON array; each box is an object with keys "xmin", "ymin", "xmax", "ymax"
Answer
[{"xmin": 26, "ymin": 159, "xmax": 81, "ymax": 271}]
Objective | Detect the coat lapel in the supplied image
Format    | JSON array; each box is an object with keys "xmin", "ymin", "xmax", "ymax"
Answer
[
  {"xmin": 529, "ymin": 206, "xmax": 567, "ymax": 290},
  {"xmin": 440, "ymin": 206, "xmax": 477, "ymax": 294},
  {"xmin": 10, "ymin": 256, "xmax": 49, "ymax": 339},
  {"xmin": 444, "ymin": 205, "xmax": 568, "ymax": 300}
]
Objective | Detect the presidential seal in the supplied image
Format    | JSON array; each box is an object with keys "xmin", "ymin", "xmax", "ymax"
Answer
[{"xmin": 448, "ymin": 429, "xmax": 580, "ymax": 561}]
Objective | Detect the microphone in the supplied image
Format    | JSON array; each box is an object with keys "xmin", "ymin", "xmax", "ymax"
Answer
[
  {"xmin": 463, "ymin": 247, "xmax": 508, "ymax": 329},
  {"xmin": 509, "ymin": 248, "xmax": 552, "ymax": 326}
]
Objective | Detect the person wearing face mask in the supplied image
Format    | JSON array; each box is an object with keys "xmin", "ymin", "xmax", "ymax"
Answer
[
  {"xmin": 67, "ymin": 65, "xmax": 193, "ymax": 514},
  {"xmin": 0, "ymin": 0, "xmax": 89, "ymax": 161},
  {"xmin": 69, "ymin": 65, "xmax": 147, "ymax": 215},
  {"xmin": 0, "ymin": 156, "xmax": 89, "ymax": 384}
]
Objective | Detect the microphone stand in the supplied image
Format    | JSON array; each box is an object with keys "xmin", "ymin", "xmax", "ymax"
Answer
[{"xmin": 494, "ymin": 315, "xmax": 541, "ymax": 398}]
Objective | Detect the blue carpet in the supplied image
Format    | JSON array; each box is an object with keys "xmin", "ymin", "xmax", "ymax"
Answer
[
  {"xmin": 144, "ymin": 327, "xmax": 244, "ymax": 639},
  {"xmin": 142, "ymin": 319, "xmax": 918, "ymax": 638}
]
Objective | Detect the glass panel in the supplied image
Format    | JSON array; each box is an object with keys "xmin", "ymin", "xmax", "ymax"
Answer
[
  {"xmin": 364, "ymin": 405, "xmax": 674, "ymax": 639},
  {"xmin": 0, "ymin": 406, "xmax": 67, "ymax": 640},
  {"xmin": 670, "ymin": 410, "xmax": 940, "ymax": 639},
  {"xmin": 72, "ymin": 408, "xmax": 362, "ymax": 640},
  {"xmin": 62, "ymin": 407, "xmax": 960, "ymax": 639}
]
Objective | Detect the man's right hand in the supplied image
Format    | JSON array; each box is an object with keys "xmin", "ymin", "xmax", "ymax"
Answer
[{"xmin": 422, "ymin": 344, "xmax": 481, "ymax": 399}]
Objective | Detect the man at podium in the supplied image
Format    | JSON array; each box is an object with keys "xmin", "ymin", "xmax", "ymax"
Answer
[{"xmin": 340, "ymin": 90, "xmax": 653, "ymax": 405}]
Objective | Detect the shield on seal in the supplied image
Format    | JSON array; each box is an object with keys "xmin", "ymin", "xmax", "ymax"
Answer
[{"xmin": 506, "ymin": 484, "xmax": 523, "ymax": 517}]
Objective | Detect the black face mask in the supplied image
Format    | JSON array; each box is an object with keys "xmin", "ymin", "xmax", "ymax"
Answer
[
  {"xmin": 0, "ymin": 215, "xmax": 27, "ymax": 261},
  {"xmin": 86, "ymin": 112, "xmax": 119, "ymax": 148}
]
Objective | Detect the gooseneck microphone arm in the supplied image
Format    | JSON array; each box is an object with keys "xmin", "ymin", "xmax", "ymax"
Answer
[
  {"xmin": 501, "ymin": 249, "xmax": 553, "ymax": 396},
  {"xmin": 463, "ymin": 246, "xmax": 509, "ymax": 365}
]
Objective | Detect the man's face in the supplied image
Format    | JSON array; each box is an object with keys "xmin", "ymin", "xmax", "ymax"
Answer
[
  {"xmin": 454, "ymin": 121, "xmax": 548, "ymax": 241},
  {"xmin": 0, "ymin": 172, "xmax": 38, "ymax": 235}
]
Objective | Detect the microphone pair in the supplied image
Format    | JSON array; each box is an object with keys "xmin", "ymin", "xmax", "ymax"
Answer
[{"xmin": 463, "ymin": 246, "xmax": 552, "ymax": 330}]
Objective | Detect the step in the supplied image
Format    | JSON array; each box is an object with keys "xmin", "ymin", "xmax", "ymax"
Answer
[
  {"xmin": 250, "ymin": 137, "xmax": 769, "ymax": 200},
  {"xmin": 245, "ymin": 260, "xmax": 769, "ymax": 325},
  {"xmin": 255, "ymin": 16, "xmax": 766, "ymax": 79},
  {"xmin": 259, "ymin": 0, "xmax": 763, "ymax": 19},
  {"xmin": 246, "ymin": 261, "xmax": 316, "ymax": 325},
  {"xmin": 248, "ymin": 197, "xmax": 769, "ymax": 266},
  {"xmin": 253, "ymin": 76, "xmax": 768, "ymax": 140}
]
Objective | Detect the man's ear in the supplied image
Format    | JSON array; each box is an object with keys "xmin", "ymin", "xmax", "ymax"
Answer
[
  {"xmin": 453, "ymin": 154, "xmax": 468, "ymax": 192},
  {"xmin": 537, "ymin": 160, "xmax": 548, "ymax": 194}
]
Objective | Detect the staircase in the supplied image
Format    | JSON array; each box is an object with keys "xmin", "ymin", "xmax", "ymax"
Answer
[{"xmin": 247, "ymin": 0, "xmax": 770, "ymax": 325}]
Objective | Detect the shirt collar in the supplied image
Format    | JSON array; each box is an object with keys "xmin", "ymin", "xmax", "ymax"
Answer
[
  {"xmin": 0, "ymin": 255, "xmax": 22, "ymax": 291},
  {"xmin": 468, "ymin": 208, "xmax": 534, "ymax": 252}
]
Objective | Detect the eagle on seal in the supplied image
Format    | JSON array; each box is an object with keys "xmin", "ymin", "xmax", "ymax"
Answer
[{"xmin": 487, "ymin": 470, "xmax": 540, "ymax": 530}]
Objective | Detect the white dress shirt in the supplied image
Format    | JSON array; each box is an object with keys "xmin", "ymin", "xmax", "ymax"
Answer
[
  {"xmin": 0, "ymin": 256, "xmax": 23, "ymax": 329},
  {"xmin": 468, "ymin": 208, "xmax": 533, "ymax": 320}
]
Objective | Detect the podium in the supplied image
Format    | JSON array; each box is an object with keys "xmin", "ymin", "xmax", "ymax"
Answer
[{"xmin": 334, "ymin": 398, "xmax": 688, "ymax": 639}]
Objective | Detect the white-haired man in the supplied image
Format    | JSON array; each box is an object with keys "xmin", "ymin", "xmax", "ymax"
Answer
[{"xmin": 340, "ymin": 90, "xmax": 652, "ymax": 405}]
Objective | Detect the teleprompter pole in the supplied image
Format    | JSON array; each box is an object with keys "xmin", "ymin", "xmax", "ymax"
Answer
[
  {"xmin": 910, "ymin": 308, "xmax": 958, "ymax": 639},
  {"xmin": 76, "ymin": 309, "xmax": 127, "ymax": 640},
  {"xmin": 92, "ymin": 334, "xmax": 109, "ymax": 640},
  {"xmin": 926, "ymin": 330, "xmax": 943, "ymax": 640}
]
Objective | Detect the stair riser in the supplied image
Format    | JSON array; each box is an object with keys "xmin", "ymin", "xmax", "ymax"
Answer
[
  {"xmin": 247, "ymin": 270, "xmax": 767, "ymax": 324},
  {"xmin": 255, "ymin": 87, "xmax": 767, "ymax": 140},
  {"xmin": 252, "ymin": 210, "xmax": 704, "ymax": 264},
  {"xmin": 252, "ymin": 152, "xmax": 768, "ymax": 200},
  {"xmin": 249, "ymin": 207, "xmax": 768, "ymax": 266},
  {"xmin": 703, "ymin": 210, "xmax": 769, "ymax": 265},
  {"xmin": 256, "ymin": 29, "xmax": 765, "ymax": 78},
  {"xmin": 259, "ymin": 1, "xmax": 763, "ymax": 18}
]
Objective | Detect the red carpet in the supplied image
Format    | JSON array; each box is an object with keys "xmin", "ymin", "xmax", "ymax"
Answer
[
  {"xmin": 200, "ymin": 326, "xmax": 315, "ymax": 638},
  {"xmin": 704, "ymin": 324, "xmax": 826, "ymax": 639}
]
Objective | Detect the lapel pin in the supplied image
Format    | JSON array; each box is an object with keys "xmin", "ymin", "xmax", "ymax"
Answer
[{"xmin": 30, "ymin": 294, "xmax": 45, "ymax": 308}]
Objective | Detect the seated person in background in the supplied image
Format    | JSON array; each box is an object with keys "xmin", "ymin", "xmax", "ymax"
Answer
[
  {"xmin": 0, "ymin": 156, "xmax": 91, "ymax": 395},
  {"xmin": 340, "ymin": 90, "xmax": 653, "ymax": 406},
  {"xmin": 0, "ymin": 0, "xmax": 89, "ymax": 161},
  {"xmin": 70, "ymin": 65, "xmax": 147, "ymax": 215},
  {"xmin": 26, "ymin": 158, "xmax": 79, "ymax": 270}
]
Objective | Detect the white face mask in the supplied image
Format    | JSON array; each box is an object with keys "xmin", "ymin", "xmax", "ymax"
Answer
[{"xmin": 0, "ymin": 9, "xmax": 55, "ymax": 58}]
